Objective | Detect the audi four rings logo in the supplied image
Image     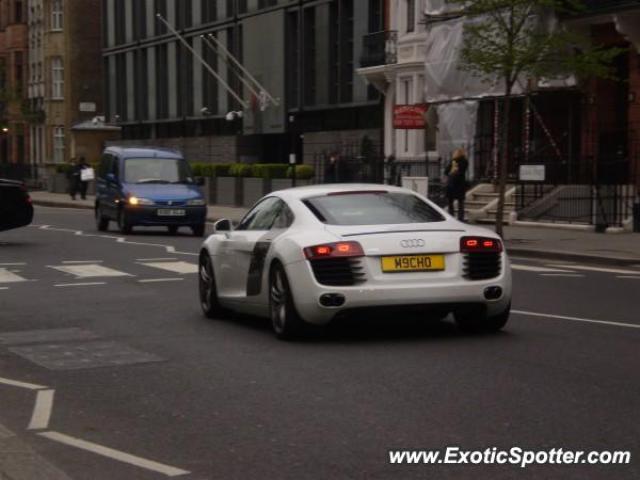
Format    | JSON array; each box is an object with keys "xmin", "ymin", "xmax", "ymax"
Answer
[{"xmin": 400, "ymin": 239, "xmax": 425, "ymax": 248}]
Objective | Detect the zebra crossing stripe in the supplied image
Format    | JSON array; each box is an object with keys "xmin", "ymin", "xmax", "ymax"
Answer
[
  {"xmin": 0, "ymin": 268, "xmax": 28, "ymax": 283},
  {"xmin": 138, "ymin": 261, "xmax": 198, "ymax": 274},
  {"xmin": 48, "ymin": 264, "xmax": 133, "ymax": 278}
]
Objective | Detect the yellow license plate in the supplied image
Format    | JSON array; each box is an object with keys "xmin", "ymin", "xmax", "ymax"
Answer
[{"xmin": 381, "ymin": 255, "xmax": 445, "ymax": 273}]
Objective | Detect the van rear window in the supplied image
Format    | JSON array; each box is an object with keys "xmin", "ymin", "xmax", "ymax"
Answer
[{"xmin": 303, "ymin": 192, "xmax": 445, "ymax": 225}]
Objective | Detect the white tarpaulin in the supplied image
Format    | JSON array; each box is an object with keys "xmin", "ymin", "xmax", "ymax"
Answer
[
  {"xmin": 434, "ymin": 101, "xmax": 479, "ymax": 178},
  {"xmin": 424, "ymin": 16, "xmax": 518, "ymax": 103},
  {"xmin": 425, "ymin": 0, "xmax": 461, "ymax": 16}
]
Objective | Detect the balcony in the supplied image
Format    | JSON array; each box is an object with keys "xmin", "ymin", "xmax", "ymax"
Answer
[{"xmin": 359, "ymin": 31, "xmax": 398, "ymax": 68}]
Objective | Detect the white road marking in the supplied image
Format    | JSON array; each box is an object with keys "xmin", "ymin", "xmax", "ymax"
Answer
[
  {"xmin": 547, "ymin": 264, "xmax": 640, "ymax": 275},
  {"xmin": 0, "ymin": 268, "xmax": 28, "ymax": 283},
  {"xmin": 136, "ymin": 258, "xmax": 177, "ymax": 262},
  {"xmin": 38, "ymin": 431, "xmax": 190, "ymax": 477},
  {"xmin": 511, "ymin": 264, "xmax": 574, "ymax": 273},
  {"xmin": 0, "ymin": 287, "xmax": 9, "ymax": 290},
  {"xmin": 54, "ymin": 282, "xmax": 107, "ymax": 288},
  {"xmin": 0, "ymin": 262, "xmax": 26, "ymax": 266},
  {"xmin": 0, "ymin": 376, "xmax": 48, "ymax": 390},
  {"xmin": 49, "ymin": 264, "xmax": 132, "ymax": 278},
  {"xmin": 513, "ymin": 310, "xmax": 640, "ymax": 330},
  {"xmin": 62, "ymin": 260, "xmax": 104, "ymax": 264},
  {"xmin": 140, "ymin": 261, "xmax": 198, "ymax": 274},
  {"xmin": 539, "ymin": 273, "xmax": 585, "ymax": 278},
  {"xmin": 28, "ymin": 389, "xmax": 55, "ymax": 430},
  {"xmin": 0, "ymin": 422, "xmax": 15, "ymax": 439},
  {"xmin": 138, "ymin": 278, "xmax": 184, "ymax": 283}
]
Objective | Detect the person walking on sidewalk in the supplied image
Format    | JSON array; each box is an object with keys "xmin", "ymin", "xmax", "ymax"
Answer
[
  {"xmin": 69, "ymin": 157, "xmax": 91, "ymax": 200},
  {"xmin": 445, "ymin": 148, "xmax": 469, "ymax": 221}
]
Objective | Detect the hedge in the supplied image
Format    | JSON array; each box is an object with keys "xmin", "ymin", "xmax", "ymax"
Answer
[
  {"xmin": 287, "ymin": 164, "xmax": 315, "ymax": 180},
  {"xmin": 189, "ymin": 162, "xmax": 315, "ymax": 179}
]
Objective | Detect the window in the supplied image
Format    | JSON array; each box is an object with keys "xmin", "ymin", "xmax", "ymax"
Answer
[
  {"xmin": 123, "ymin": 158, "xmax": 192, "ymax": 184},
  {"xmin": 406, "ymin": 0, "xmax": 415, "ymax": 33},
  {"xmin": 202, "ymin": 33, "xmax": 218, "ymax": 114},
  {"xmin": 303, "ymin": 8, "xmax": 316, "ymax": 106},
  {"xmin": 176, "ymin": 0, "xmax": 192, "ymax": 29},
  {"xmin": 134, "ymin": 50, "xmax": 148, "ymax": 120},
  {"xmin": 304, "ymin": 192, "xmax": 445, "ymax": 225},
  {"xmin": 14, "ymin": 1, "xmax": 24, "ymax": 23},
  {"xmin": 51, "ymin": 0, "xmax": 63, "ymax": 30},
  {"xmin": 53, "ymin": 126, "xmax": 64, "ymax": 163},
  {"xmin": 258, "ymin": 0, "xmax": 277, "ymax": 8},
  {"xmin": 155, "ymin": 0, "xmax": 167, "ymax": 36},
  {"xmin": 132, "ymin": 0, "xmax": 147, "ymax": 39},
  {"xmin": 286, "ymin": 11, "xmax": 300, "ymax": 109},
  {"xmin": 202, "ymin": 0, "xmax": 217, "ymax": 23},
  {"xmin": 328, "ymin": 0, "xmax": 354, "ymax": 104},
  {"xmin": 51, "ymin": 56, "xmax": 63, "ymax": 99},
  {"xmin": 236, "ymin": 197, "xmax": 284, "ymax": 231},
  {"xmin": 155, "ymin": 44, "xmax": 169, "ymax": 118},
  {"xmin": 114, "ymin": 0, "xmax": 125, "ymax": 43}
]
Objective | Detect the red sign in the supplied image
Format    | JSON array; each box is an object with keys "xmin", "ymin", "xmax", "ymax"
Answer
[{"xmin": 393, "ymin": 104, "xmax": 428, "ymax": 129}]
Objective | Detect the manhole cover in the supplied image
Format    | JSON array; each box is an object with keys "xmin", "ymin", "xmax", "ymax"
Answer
[{"xmin": 9, "ymin": 341, "xmax": 163, "ymax": 370}]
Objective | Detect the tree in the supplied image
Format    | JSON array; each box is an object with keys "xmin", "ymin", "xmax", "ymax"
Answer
[{"xmin": 452, "ymin": 0, "xmax": 621, "ymax": 237}]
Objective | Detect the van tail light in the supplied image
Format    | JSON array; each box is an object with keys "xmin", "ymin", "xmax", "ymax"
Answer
[
  {"xmin": 304, "ymin": 241, "xmax": 365, "ymax": 260},
  {"xmin": 460, "ymin": 236, "xmax": 502, "ymax": 253}
]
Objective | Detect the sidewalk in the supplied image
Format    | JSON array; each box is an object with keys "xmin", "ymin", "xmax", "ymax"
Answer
[{"xmin": 30, "ymin": 191, "xmax": 640, "ymax": 266}]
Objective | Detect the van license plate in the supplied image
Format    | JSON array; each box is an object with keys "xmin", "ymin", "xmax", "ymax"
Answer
[
  {"xmin": 157, "ymin": 209, "xmax": 186, "ymax": 217},
  {"xmin": 381, "ymin": 255, "xmax": 445, "ymax": 272}
]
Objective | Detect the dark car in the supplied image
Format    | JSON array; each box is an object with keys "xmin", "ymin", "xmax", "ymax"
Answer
[
  {"xmin": 94, "ymin": 147, "xmax": 207, "ymax": 236},
  {"xmin": 0, "ymin": 179, "xmax": 34, "ymax": 232}
]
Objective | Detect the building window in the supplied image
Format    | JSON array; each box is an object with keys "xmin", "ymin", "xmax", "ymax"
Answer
[
  {"xmin": 51, "ymin": 56, "xmax": 63, "ymax": 99},
  {"xmin": 176, "ymin": 0, "xmax": 192, "ymax": 30},
  {"xmin": 286, "ymin": 11, "xmax": 299, "ymax": 109},
  {"xmin": 258, "ymin": 0, "xmax": 277, "ymax": 9},
  {"xmin": 202, "ymin": 33, "xmax": 218, "ymax": 114},
  {"xmin": 133, "ymin": 0, "xmax": 147, "ymax": 40},
  {"xmin": 53, "ymin": 126, "xmax": 64, "ymax": 163},
  {"xmin": 51, "ymin": 0, "xmax": 63, "ymax": 30},
  {"xmin": 135, "ymin": 50, "xmax": 148, "ymax": 120},
  {"xmin": 329, "ymin": 0, "xmax": 354, "ymax": 104},
  {"xmin": 14, "ymin": 52, "xmax": 24, "ymax": 92},
  {"xmin": 115, "ymin": 54, "xmax": 127, "ymax": 122},
  {"xmin": 202, "ymin": 0, "xmax": 217, "ymax": 23},
  {"xmin": 303, "ymin": 8, "xmax": 316, "ymax": 106},
  {"xmin": 155, "ymin": 44, "xmax": 168, "ymax": 118},
  {"xmin": 14, "ymin": 1, "xmax": 24, "ymax": 23},
  {"xmin": 155, "ymin": 0, "xmax": 167, "ymax": 36},
  {"xmin": 406, "ymin": 0, "xmax": 415, "ymax": 33}
]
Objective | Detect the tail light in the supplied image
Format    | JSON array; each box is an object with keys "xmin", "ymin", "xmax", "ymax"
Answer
[
  {"xmin": 304, "ymin": 241, "xmax": 364, "ymax": 260},
  {"xmin": 460, "ymin": 236, "xmax": 502, "ymax": 253}
]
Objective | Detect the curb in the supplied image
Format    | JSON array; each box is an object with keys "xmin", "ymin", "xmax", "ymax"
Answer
[{"xmin": 506, "ymin": 247, "xmax": 640, "ymax": 267}]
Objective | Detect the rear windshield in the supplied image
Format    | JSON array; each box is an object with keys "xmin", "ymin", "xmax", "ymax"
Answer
[
  {"xmin": 304, "ymin": 192, "xmax": 445, "ymax": 225},
  {"xmin": 124, "ymin": 158, "xmax": 193, "ymax": 184}
]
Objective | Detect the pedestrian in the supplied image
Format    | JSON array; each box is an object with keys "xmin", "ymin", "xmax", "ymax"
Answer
[
  {"xmin": 445, "ymin": 148, "xmax": 469, "ymax": 221},
  {"xmin": 324, "ymin": 152, "xmax": 339, "ymax": 183},
  {"xmin": 69, "ymin": 157, "xmax": 91, "ymax": 200},
  {"xmin": 386, "ymin": 154, "xmax": 397, "ymax": 185}
]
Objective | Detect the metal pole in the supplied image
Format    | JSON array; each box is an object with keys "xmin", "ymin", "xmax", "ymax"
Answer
[
  {"xmin": 206, "ymin": 33, "xmax": 280, "ymax": 107},
  {"xmin": 155, "ymin": 14, "xmax": 248, "ymax": 109},
  {"xmin": 200, "ymin": 35, "xmax": 262, "ymax": 100}
]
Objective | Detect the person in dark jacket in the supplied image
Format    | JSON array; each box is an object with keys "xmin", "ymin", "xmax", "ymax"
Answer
[
  {"xmin": 445, "ymin": 148, "xmax": 469, "ymax": 221},
  {"xmin": 69, "ymin": 157, "xmax": 90, "ymax": 200}
]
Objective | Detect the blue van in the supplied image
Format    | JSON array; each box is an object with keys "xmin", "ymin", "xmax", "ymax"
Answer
[{"xmin": 95, "ymin": 147, "xmax": 207, "ymax": 236}]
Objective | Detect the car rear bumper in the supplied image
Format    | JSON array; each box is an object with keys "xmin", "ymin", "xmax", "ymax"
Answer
[
  {"xmin": 286, "ymin": 259, "xmax": 512, "ymax": 325},
  {"xmin": 123, "ymin": 205, "xmax": 207, "ymax": 226}
]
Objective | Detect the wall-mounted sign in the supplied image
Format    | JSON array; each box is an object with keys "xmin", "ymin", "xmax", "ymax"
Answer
[
  {"xmin": 79, "ymin": 102, "xmax": 97, "ymax": 113},
  {"xmin": 393, "ymin": 104, "xmax": 428, "ymax": 129},
  {"xmin": 519, "ymin": 164, "xmax": 546, "ymax": 182}
]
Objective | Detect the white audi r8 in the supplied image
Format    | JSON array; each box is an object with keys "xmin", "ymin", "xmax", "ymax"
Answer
[{"xmin": 198, "ymin": 184, "xmax": 512, "ymax": 339}]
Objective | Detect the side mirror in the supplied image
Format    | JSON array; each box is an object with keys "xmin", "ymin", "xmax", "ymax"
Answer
[
  {"xmin": 194, "ymin": 176, "xmax": 205, "ymax": 186},
  {"xmin": 105, "ymin": 173, "xmax": 117, "ymax": 184},
  {"xmin": 213, "ymin": 218, "xmax": 233, "ymax": 233}
]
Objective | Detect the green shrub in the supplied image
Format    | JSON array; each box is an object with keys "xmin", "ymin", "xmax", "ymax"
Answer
[
  {"xmin": 190, "ymin": 163, "xmax": 233, "ymax": 177},
  {"xmin": 190, "ymin": 163, "xmax": 205, "ymax": 176},
  {"xmin": 228, "ymin": 163, "xmax": 253, "ymax": 177},
  {"xmin": 251, "ymin": 163, "xmax": 290, "ymax": 179},
  {"xmin": 287, "ymin": 164, "xmax": 315, "ymax": 180}
]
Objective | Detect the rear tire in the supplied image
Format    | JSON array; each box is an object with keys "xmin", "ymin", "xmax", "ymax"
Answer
[
  {"xmin": 199, "ymin": 254, "xmax": 225, "ymax": 318},
  {"xmin": 455, "ymin": 303, "xmax": 510, "ymax": 333},
  {"xmin": 269, "ymin": 263, "xmax": 313, "ymax": 340},
  {"xmin": 118, "ymin": 210, "xmax": 132, "ymax": 234},
  {"xmin": 95, "ymin": 205, "xmax": 109, "ymax": 232},
  {"xmin": 191, "ymin": 224, "xmax": 206, "ymax": 237}
]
